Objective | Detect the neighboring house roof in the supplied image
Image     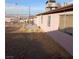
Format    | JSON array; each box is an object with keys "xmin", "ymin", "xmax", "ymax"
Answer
[
  {"xmin": 46, "ymin": 0, "xmax": 56, "ymax": 4},
  {"xmin": 36, "ymin": 4, "xmax": 73, "ymax": 16}
]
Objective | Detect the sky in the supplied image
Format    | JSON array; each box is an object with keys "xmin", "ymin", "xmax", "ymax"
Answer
[{"xmin": 5, "ymin": 0, "xmax": 73, "ymax": 15}]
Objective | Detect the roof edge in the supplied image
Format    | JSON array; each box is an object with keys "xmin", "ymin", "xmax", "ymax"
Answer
[{"xmin": 36, "ymin": 4, "xmax": 73, "ymax": 16}]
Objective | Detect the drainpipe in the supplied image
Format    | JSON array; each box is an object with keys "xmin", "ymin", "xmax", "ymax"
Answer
[
  {"xmin": 64, "ymin": 14, "xmax": 66, "ymax": 32},
  {"xmin": 63, "ymin": 1, "xmax": 67, "ymax": 32}
]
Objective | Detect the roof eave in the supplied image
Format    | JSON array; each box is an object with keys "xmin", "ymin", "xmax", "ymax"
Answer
[{"xmin": 36, "ymin": 4, "xmax": 73, "ymax": 16}]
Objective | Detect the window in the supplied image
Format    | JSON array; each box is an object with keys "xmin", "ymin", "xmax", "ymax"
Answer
[
  {"xmin": 41, "ymin": 15, "xmax": 43, "ymax": 24},
  {"xmin": 48, "ymin": 15, "xmax": 51, "ymax": 27}
]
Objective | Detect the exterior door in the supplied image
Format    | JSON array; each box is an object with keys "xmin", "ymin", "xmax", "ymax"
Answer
[{"xmin": 59, "ymin": 14, "xmax": 73, "ymax": 35}]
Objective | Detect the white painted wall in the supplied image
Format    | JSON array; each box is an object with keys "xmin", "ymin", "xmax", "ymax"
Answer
[
  {"xmin": 5, "ymin": 18, "xmax": 11, "ymax": 22},
  {"xmin": 34, "ymin": 11, "xmax": 73, "ymax": 55},
  {"xmin": 36, "ymin": 14, "xmax": 59, "ymax": 32},
  {"xmin": 35, "ymin": 11, "xmax": 73, "ymax": 32},
  {"xmin": 20, "ymin": 20, "xmax": 24, "ymax": 23},
  {"xmin": 34, "ymin": 16, "xmax": 41, "ymax": 26}
]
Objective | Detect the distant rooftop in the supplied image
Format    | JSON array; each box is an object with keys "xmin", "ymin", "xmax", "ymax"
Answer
[{"xmin": 46, "ymin": 0, "xmax": 56, "ymax": 4}]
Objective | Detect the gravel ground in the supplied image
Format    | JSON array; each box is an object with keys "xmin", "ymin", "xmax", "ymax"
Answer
[{"xmin": 5, "ymin": 24, "xmax": 73, "ymax": 59}]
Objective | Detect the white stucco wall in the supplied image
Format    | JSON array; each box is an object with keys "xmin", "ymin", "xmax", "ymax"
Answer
[
  {"xmin": 34, "ymin": 11, "xmax": 73, "ymax": 55},
  {"xmin": 20, "ymin": 20, "xmax": 24, "ymax": 23},
  {"xmin": 37, "ymin": 14, "xmax": 59, "ymax": 32},
  {"xmin": 34, "ymin": 16, "xmax": 41, "ymax": 26},
  {"xmin": 35, "ymin": 11, "xmax": 73, "ymax": 32},
  {"xmin": 5, "ymin": 18, "xmax": 11, "ymax": 22}
]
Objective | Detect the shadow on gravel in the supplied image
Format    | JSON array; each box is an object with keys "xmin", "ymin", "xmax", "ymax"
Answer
[
  {"xmin": 6, "ymin": 33, "xmax": 57, "ymax": 59},
  {"xmin": 5, "ymin": 25, "xmax": 73, "ymax": 59},
  {"xmin": 5, "ymin": 32, "xmax": 73, "ymax": 59}
]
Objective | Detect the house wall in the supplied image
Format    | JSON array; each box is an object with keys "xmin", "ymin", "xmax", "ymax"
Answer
[
  {"xmin": 59, "ymin": 14, "xmax": 73, "ymax": 34},
  {"xmin": 5, "ymin": 18, "xmax": 11, "ymax": 22},
  {"xmin": 20, "ymin": 20, "xmax": 25, "ymax": 23},
  {"xmin": 34, "ymin": 16, "xmax": 41, "ymax": 26},
  {"xmin": 35, "ymin": 11, "xmax": 73, "ymax": 55},
  {"xmin": 40, "ymin": 14, "xmax": 59, "ymax": 32},
  {"xmin": 35, "ymin": 11, "xmax": 73, "ymax": 32}
]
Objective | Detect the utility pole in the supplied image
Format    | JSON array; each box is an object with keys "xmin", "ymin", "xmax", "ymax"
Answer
[{"xmin": 28, "ymin": 6, "xmax": 31, "ymax": 24}]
